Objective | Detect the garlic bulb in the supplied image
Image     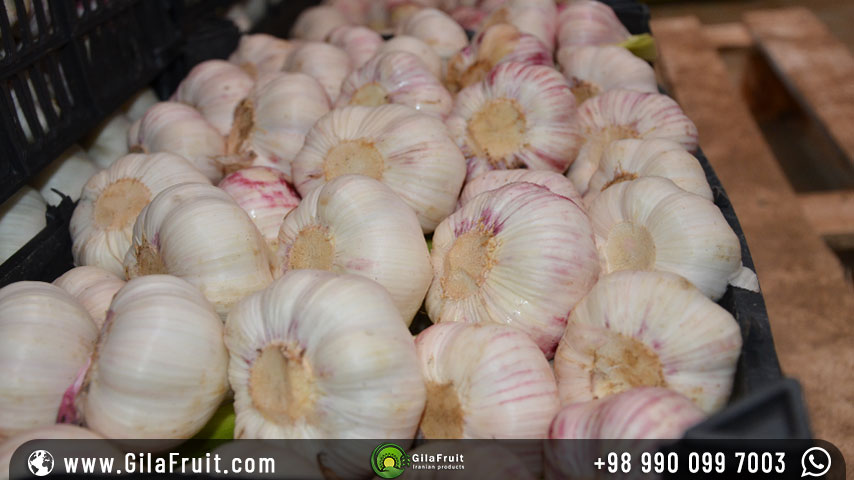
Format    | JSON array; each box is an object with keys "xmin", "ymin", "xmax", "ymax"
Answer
[
  {"xmin": 77, "ymin": 275, "xmax": 228, "ymax": 441},
  {"xmin": 459, "ymin": 169, "xmax": 581, "ymax": 207},
  {"xmin": 0, "ymin": 187, "xmax": 47, "ymax": 264},
  {"xmin": 129, "ymin": 101, "xmax": 226, "ymax": 182},
  {"xmin": 377, "ymin": 35, "xmax": 442, "ymax": 79},
  {"xmin": 226, "ymin": 3, "xmax": 252, "ymax": 32},
  {"xmin": 277, "ymin": 175, "xmax": 431, "ymax": 324},
  {"xmin": 566, "ymin": 90, "xmax": 699, "ymax": 194},
  {"xmin": 426, "ymin": 182, "xmax": 599, "ymax": 356},
  {"xmin": 70, "ymin": 153, "xmax": 211, "ymax": 277},
  {"xmin": 290, "ymin": 5, "xmax": 350, "ymax": 41},
  {"xmin": 53, "ymin": 266, "xmax": 125, "ymax": 329},
  {"xmin": 557, "ymin": 45, "xmax": 657, "ymax": 104},
  {"xmin": 173, "ymin": 60, "xmax": 254, "ymax": 136},
  {"xmin": 588, "ymin": 177, "xmax": 740, "ymax": 300},
  {"xmin": 584, "ymin": 138, "xmax": 713, "ymax": 205},
  {"xmin": 336, "ymin": 51, "xmax": 453, "ymax": 118},
  {"xmin": 447, "ymin": 62, "xmax": 578, "ymax": 181},
  {"xmin": 478, "ymin": 0, "xmax": 558, "ymax": 53},
  {"xmin": 449, "ymin": 6, "xmax": 487, "ymax": 31},
  {"xmin": 226, "ymin": 72, "xmax": 330, "ymax": 180},
  {"xmin": 228, "ymin": 34, "xmax": 297, "ymax": 77},
  {"xmin": 557, "ymin": 0, "xmax": 629, "ymax": 49},
  {"xmin": 124, "ymin": 182, "xmax": 273, "ymax": 317},
  {"xmin": 285, "ymin": 41, "xmax": 352, "ymax": 103},
  {"xmin": 554, "ymin": 270, "xmax": 742, "ymax": 413},
  {"xmin": 327, "ymin": 25, "xmax": 383, "ymax": 69},
  {"xmin": 219, "ymin": 167, "xmax": 300, "ymax": 252},
  {"xmin": 447, "ymin": 24, "xmax": 553, "ymax": 94},
  {"xmin": 225, "ymin": 269, "xmax": 426, "ymax": 439},
  {"xmin": 122, "ymin": 87, "xmax": 159, "ymax": 121},
  {"xmin": 33, "ymin": 145, "xmax": 100, "ymax": 205},
  {"xmin": 293, "ymin": 105, "xmax": 465, "ymax": 233},
  {"xmin": 0, "ymin": 425, "xmax": 109, "ymax": 478},
  {"xmin": 0, "ymin": 282, "xmax": 97, "ymax": 438},
  {"xmin": 84, "ymin": 112, "xmax": 132, "ymax": 169},
  {"xmin": 415, "ymin": 322, "xmax": 560, "ymax": 438},
  {"xmin": 395, "ymin": 8, "xmax": 468, "ymax": 62}
]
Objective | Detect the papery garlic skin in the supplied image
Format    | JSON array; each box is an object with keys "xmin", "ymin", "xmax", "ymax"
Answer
[
  {"xmin": 447, "ymin": 62, "xmax": 579, "ymax": 180},
  {"xmin": 327, "ymin": 25, "xmax": 383, "ymax": 69},
  {"xmin": 70, "ymin": 153, "xmax": 211, "ymax": 277},
  {"xmin": 416, "ymin": 322, "xmax": 560, "ymax": 438},
  {"xmin": 0, "ymin": 187, "xmax": 47, "ymax": 264},
  {"xmin": 557, "ymin": 45, "xmax": 657, "ymax": 104},
  {"xmin": 584, "ymin": 138, "xmax": 713, "ymax": 205},
  {"xmin": 53, "ymin": 266, "xmax": 125, "ymax": 329},
  {"xmin": 85, "ymin": 112, "xmax": 132, "ymax": 169},
  {"xmin": 285, "ymin": 42, "xmax": 352, "ymax": 103},
  {"xmin": 588, "ymin": 177, "xmax": 740, "ymax": 299},
  {"xmin": 129, "ymin": 102, "xmax": 226, "ymax": 182},
  {"xmin": 225, "ymin": 269, "xmax": 426, "ymax": 439},
  {"xmin": 427, "ymin": 182, "xmax": 599, "ymax": 356},
  {"xmin": 173, "ymin": 60, "xmax": 255, "ymax": 136},
  {"xmin": 557, "ymin": 0, "xmax": 630, "ymax": 49},
  {"xmin": 337, "ymin": 51, "xmax": 453, "ymax": 118},
  {"xmin": 377, "ymin": 35, "xmax": 443, "ymax": 79},
  {"xmin": 79, "ymin": 275, "xmax": 228, "ymax": 441},
  {"xmin": 554, "ymin": 271, "xmax": 742, "ymax": 413},
  {"xmin": 124, "ymin": 182, "xmax": 273, "ymax": 317},
  {"xmin": 219, "ymin": 167, "xmax": 300, "ymax": 252},
  {"xmin": 227, "ymin": 73, "xmax": 330, "ymax": 180},
  {"xmin": 228, "ymin": 34, "xmax": 297, "ymax": 77},
  {"xmin": 0, "ymin": 425, "xmax": 108, "ymax": 477},
  {"xmin": 396, "ymin": 8, "xmax": 468, "ymax": 62},
  {"xmin": 293, "ymin": 105, "xmax": 465, "ymax": 233},
  {"xmin": 459, "ymin": 169, "xmax": 581, "ymax": 207},
  {"xmin": 478, "ymin": 0, "xmax": 558, "ymax": 53},
  {"xmin": 277, "ymin": 175, "xmax": 431, "ymax": 324},
  {"xmin": 0, "ymin": 282, "xmax": 97, "ymax": 439},
  {"xmin": 567, "ymin": 90, "xmax": 699, "ymax": 194},
  {"xmin": 122, "ymin": 88, "xmax": 159, "ymax": 121},
  {"xmin": 33, "ymin": 145, "xmax": 100, "ymax": 205},
  {"xmin": 291, "ymin": 5, "xmax": 350, "ymax": 41}
]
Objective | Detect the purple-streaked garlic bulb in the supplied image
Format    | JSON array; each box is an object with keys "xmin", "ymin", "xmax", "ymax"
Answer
[
  {"xmin": 587, "ymin": 177, "xmax": 741, "ymax": 300},
  {"xmin": 70, "ymin": 153, "xmax": 211, "ymax": 277},
  {"xmin": 395, "ymin": 8, "xmax": 468, "ymax": 62},
  {"xmin": 477, "ymin": 0, "xmax": 558, "ymax": 53},
  {"xmin": 53, "ymin": 266, "xmax": 126, "ymax": 329},
  {"xmin": 228, "ymin": 34, "xmax": 297, "ymax": 77},
  {"xmin": 426, "ymin": 182, "xmax": 599, "ymax": 357},
  {"xmin": 566, "ymin": 90, "xmax": 699, "ymax": 194},
  {"xmin": 129, "ymin": 102, "xmax": 226, "ymax": 182},
  {"xmin": 458, "ymin": 169, "xmax": 581, "ymax": 207},
  {"xmin": 33, "ymin": 145, "xmax": 99, "ymax": 205},
  {"xmin": 449, "ymin": 6, "xmax": 487, "ymax": 31},
  {"xmin": 219, "ymin": 167, "xmax": 300, "ymax": 253},
  {"xmin": 290, "ymin": 5, "xmax": 350, "ymax": 41},
  {"xmin": 285, "ymin": 41, "xmax": 352, "ymax": 103},
  {"xmin": 584, "ymin": 138, "xmax": 713, "ymax": 205},
  {"xmin": 557, "ymin": 45, "xmax": 657, "ymax": 104},
  {"xmin": 376, "ymin": 35, "xmax": 443, "ymax": 79},
  {"xmin": 557, "ymin": 0, "xmax": 630, "ymax": 49},
  {"xmin": 226, "ymin": 72, "xmax": 331, "ymax": 180},
  {"xmin": 446, "ymin": 23, "xmax": 553, "ymax": 94},
  {"xmin": 447, "ymin": 62, "xmax": 579, "ymax": 181},
  {"xmin": 415, "ymin": 322, "xmax": 560, "ymax": 438},
  {"xmin": 327, "ymin": 25, "xmax": 383, "ymax": 69},
  {"xmin": 336, "ymin": 51, "xmax": 453, "ymax": 118},
  {"xmin": 172, "ymin": 60, "xmax": 254, "ymax": 136},
  {"xmin": 292, "ymin": 105, "xmax": 466, "ymax": 233},
  {"xmin": 225, "ymin": 270, "xmax": 426, "ymax": 439},
  {"xmin": 276, "ymin": 175, "xmax": 431, "ymax": 324},
  {"xmin": 554, "ymin": 270, "xmax": 742, "ymax": 413}
]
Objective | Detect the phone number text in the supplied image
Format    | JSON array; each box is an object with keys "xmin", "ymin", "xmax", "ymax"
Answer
[{"xmin": 594, "ymin": 451, "xmax": 786, "ymax": 475}]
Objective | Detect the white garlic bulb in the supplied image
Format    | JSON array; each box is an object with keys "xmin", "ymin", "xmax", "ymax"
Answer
[
  {"xmin": 277, "ymin": 175, "xmax": 431, "ymax": 324},
  {"xmin": 415, "ymin": 322, "xmax": 560, "ymax": 438},
  {"xmin": 70, "ymin": 153, "xmax": 211, "ymax": 277},
  {"xmin": 584, "ymin": 138, "xmax": 713, "ymax": 205},
  {"xmin": 395, "ymin": 8, "xmax": 468, "ymax": 61},
  {"xmin": 427, "ymin": 182, "xmax": 599, "ymax": 356},
  {"xmin": 173, "ymin": 60, "xmax": 255, "ymax": 136},
  {"xmin": 293, "ymin": 105, "xmax": 466, "ymax": 233},
  {"xmin": 336, "ymin": 51, "xmax": 453, "ymax": 118},
  {"xmin": 78, "ymin": 275, "xmax": 228, "ymax": 441},
  {"xmin": 33, "ymin": 145, "xmax": 100, "ymax": 205},
  {"xmin": 122, "ymin": 87, "xmax": 159, "ymax": 121},
  {"xmin": 219, "ymin": 167, "xmax": 300, "ymax": 252},
  {"xmin": 0, "ymin": 282, "xmax": 97, "ymax": 438},
  {"xmin": 588, "ymin": 177, "xmax": 740, "ymax": 300},
  {"xmin": 290, "ymin": 5, "xmax": 350, "ymax": 41},
  {"xmin": 327, "ymin": 25, "xmax": 383, "ymax": 69},
  {"xmin": 447, "ymin": 62, "xmax": 578, "ymax": 181},
  {"xmin": 129, "ymin": 101, "xmax": 226, "ymax": 182},
  {"xmin": 84, "ymin": 112, "xmax": 132, "ymax": 169},
  {"xmin": 228, "ymin": 34, "xmax": 297, "ymax": 77},
  {"xmin": 557, "ymin": 0, "xmax": 630, "ymax": 49},
  {"xmin": 124, "ymin": 182, "xmax": 273, "ymax": 317},
  {"xmin": 458, "ymin": 169, "xmax": 581, "ymax": 207},
  {"xmin": 478, "ymin": 0, "xmax": 558, "ymax": 53},
  {"xmin": 285, "ymin": 41, "xmax": 352, "ymax": 103},
  {"xmin": 53, "ymin": 266, "xmax": 125, "ymax": 329},
  {"xmin": 554, "ymin": 271, "xmax": 742, "ymax": 413},
  {"xmin": 225, "ymin": 269, "xmax": 426, "ymax": 439},
  {"xmin": 557, "ymin": 45, "xmax": 657, "ymax": 104},
  {"xmin": 0, "ymin": 425, "xmax": 109, "ymax": 478},
  {"xmin": 567, "ymin": 89, "xmax": 699, "ymax": 194},
  {"xmin": 377, "ymin": 35, "xmax": 443, "ymax": 79},
  {"xmin": 0, "ymin": 187, "xmax": 47, "ymax": 264},
  {"xmin": 226, "ymin": 72, "xmax": 330, "ymax": 180}
]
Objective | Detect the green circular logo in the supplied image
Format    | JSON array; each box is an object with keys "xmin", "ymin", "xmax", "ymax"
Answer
[{"xmin": 371, "ymin": 443, "xmax": 409, "ymax": 479}]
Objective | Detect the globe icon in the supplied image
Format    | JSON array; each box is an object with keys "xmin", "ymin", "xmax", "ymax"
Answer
[{"xmin": 27, "ymin": 450, "xmax": 54, "ymax": 477}]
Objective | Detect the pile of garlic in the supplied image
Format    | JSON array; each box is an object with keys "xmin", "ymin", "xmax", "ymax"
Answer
[{"xmin": 0, "ymin": 0, "xmax": 761, "ymax": 466}]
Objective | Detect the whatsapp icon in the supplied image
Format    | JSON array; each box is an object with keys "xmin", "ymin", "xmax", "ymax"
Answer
[{"xmin": 371, "ymin": 443, "xmax": 409, "ymax": 479}]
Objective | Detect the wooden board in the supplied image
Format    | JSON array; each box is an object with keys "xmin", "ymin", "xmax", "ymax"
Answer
[
  {"xmin": 703, "ymin": 22, "xmax": 753, "ymax": 49},
  {"xmin": 799, "ymin": 190, "xmax": 854, "ymax": 249}
]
